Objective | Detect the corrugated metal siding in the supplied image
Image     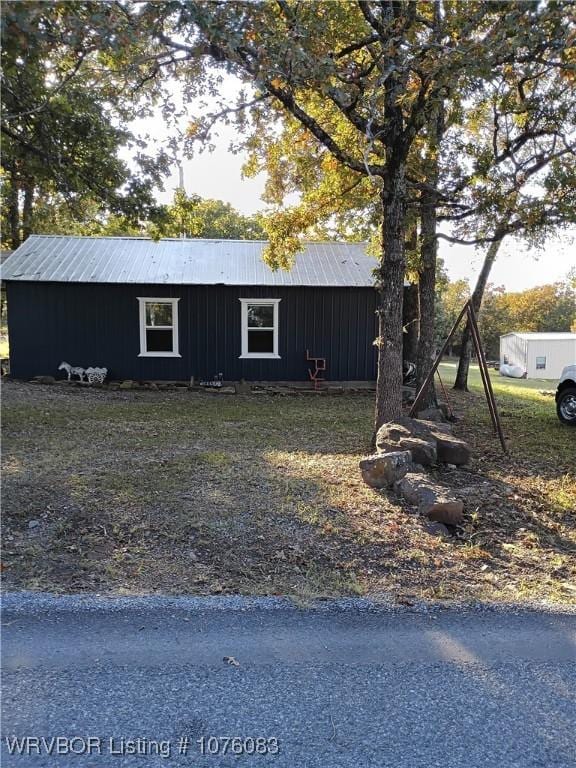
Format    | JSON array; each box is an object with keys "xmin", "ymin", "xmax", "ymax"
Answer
[
  {"xmin": 511, "ymin": 332, "xmax": 576, "ymax": 342},
  {"xmin": 526, "ymin": 338, "xmax": 576, "ymax": 379},
  {"xmin": 501, "ymin": 333, "xmax": 576, "ymax": 379},
  {"xmin": 1, "ymin": 235, "xmax": 380, "ymax": 288},
  {"xmin": 6, "ymin": 281, "xmax": 378, "ymax": 381},
  {"xmin": 500, "ymin": 334, "xmax": 528, "ymax": 372}
]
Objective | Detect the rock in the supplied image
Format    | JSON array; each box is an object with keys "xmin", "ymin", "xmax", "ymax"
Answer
[
  {"xmin": 376, "ymin": 425, "xmax": 412, "ymax": 449},
  {"xmin": 31, "ymin": 375, "xmax": 55, "ymax": 385},
  {"xmin": 235, "ymin": 379, "xmax": 251, "ymax": 394},
  {"xmin": 359, "ymin": 451, "xmax": 412, "ymax": 489},
  {"xmin": 417, "ymin": 406, "xmax": 448, "ymax": 423},
  {"xmin": 395, "ymin": 473, "xmax": 439, "ymax": 511},
  {"xmin": 376, "ymin": 420, "xmax": 422, "ymax": 451},
  {"xmin": 426, "ymin": 500, "xmax": 465, "ymax": 525},
  {"xmin": 28, "ymin": 519, "xmax": 40, "ymax": 529},
  {"xmin": 376, "ymin": 416, "xmax": 465, "ymax": 467},
  {"xmin": 380, "ymin": 436, "xmax": 437, "ymax": 466},
  {"xmin": 397, "ymin": 437, "xmax": 437, "ymax": 466},
  {"xmin": 434, "ymin": 433, "xmax": 471, "ymax": 465},
  {"xmin": 218, "ymin": 386, "xmax": 237, "ymax": 395},
  {"xmin": 437, "ymin": 402, "xmax": 453, "ymax": 419},
  {"xmin": 375, "ymin": 438, "xmax": 399, "ymax": 455},
  {"xmin": 424, "ymin": 521, "xmax": 451, "ymax": 538},
  {"xmin": 395, "ymin": 473, "xmax": 465, "ymax": 521},
  {"xmin": 119, "ymin": 380, "xmax": 134, "ymax": 389},
  {"xmin": 376, "ymin": 418, "xmax": 439, "ymax": 466},
  {"xmin": 426, "ymin": 420, "xmax": 453, "ymax": 435},
  {"xmin": 377, "ymin": 415, "xmax": 451, "ymax": 446}
]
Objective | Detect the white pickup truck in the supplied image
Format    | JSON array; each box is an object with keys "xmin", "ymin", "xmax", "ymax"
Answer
[{"xmin": 556, "ymin": 365, "xmax": 576, "ymax": 426}]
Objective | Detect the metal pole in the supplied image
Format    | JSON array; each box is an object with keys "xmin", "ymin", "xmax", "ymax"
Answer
[
  {"xmin": 467, "ymin": 304, "xmax": 508, "ymax": 453},
  {"xmin": 409, "ymin": 301, "xmax": 469, "ymax": 418},
  {"xmin": 466, "ymin": 306, "xmax": 498, "ymax": 432}
]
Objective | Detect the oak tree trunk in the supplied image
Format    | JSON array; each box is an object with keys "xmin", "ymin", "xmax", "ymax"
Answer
[
  {"xmin": 22, "ymin": 180, "xmax": 34, "ymax": 241},
  {"xmin": 375, "ymin": 174, "xmax": 407, "ymax": 432},
  {"xmin": 415, "ymin": 190, "xmax": 438, "ymax": 409},
  {"xmin": 454, "ymin": 234, "xmax": 505, "ymax": 391},
  {"xmin": 415, "ymin": 85, "xmax": 444, "ymax": 409},
  {"xmin": 402, "ymin": 282, "xmax": 419, "ymax": 363},
  {"xmin": 7, "ymin": 169, "xmax": 20, "ymax": 250}
]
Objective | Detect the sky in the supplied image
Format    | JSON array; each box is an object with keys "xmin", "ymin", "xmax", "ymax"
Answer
[{"xmin": 132, "ymin": 78, "xmax": 575, "ymax": 294}]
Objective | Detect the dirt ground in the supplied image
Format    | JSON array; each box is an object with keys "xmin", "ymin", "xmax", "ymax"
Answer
[{"xmin": 1, "ymin": 379, "xmax": 575, "ymax": 603}]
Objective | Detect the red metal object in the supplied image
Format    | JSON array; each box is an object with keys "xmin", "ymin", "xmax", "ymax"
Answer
[{"xmin": 306, "ymin": 350, "xmax": 327, "ymax": 389}]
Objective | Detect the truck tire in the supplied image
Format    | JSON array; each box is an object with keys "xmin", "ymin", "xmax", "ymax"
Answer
[{"xmin": 557, "ymin": 386, "xmax": 576, "ymax": 426}]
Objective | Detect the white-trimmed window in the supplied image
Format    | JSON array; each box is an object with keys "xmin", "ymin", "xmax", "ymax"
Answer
[
  {"xmin": 239, "ymin": 299, "xmax": 281, "ymax": 359},
  {"xmin": 536, "ymin": 356, "xmax": 546, "ymax": 370},
  {"xmin": 137, "ymin": 297, "xmax": 181, "ymax": 357}
]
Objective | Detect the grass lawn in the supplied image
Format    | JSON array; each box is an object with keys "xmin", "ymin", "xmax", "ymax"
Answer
[
  {"xmin": 2, "ymin": 375, "xmax": 575, "ymax": 604},
  {"xmin": 439, "ymin": 358, "xmax": 558, "ymax": 393},
  {"xmin": 438, "ymin": 358, "xmax": 570, "ymax": 457}
]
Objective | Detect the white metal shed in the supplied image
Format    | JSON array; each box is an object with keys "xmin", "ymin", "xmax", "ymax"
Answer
[{"xmin": 500, "ymin": 332, "xmax": 576, "ymax": 379}]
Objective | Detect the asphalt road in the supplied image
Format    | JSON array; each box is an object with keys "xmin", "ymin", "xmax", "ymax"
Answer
[{"xmin": 2, "ymin": 594, "xmax": 575, "ymax": 768}]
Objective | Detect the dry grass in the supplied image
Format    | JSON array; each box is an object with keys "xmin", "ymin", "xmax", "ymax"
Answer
[{"xmin": 1, "ymin": 377, "xmax": 574, "ymax": 604}]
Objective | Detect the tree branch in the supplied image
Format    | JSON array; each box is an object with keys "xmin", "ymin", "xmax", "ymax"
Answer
[{"xmin": 265, "ymin": 80, "xmax": 385, "ymax": 177}]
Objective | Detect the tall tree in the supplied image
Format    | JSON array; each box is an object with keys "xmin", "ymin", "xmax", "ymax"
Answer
[
  {"xmin": 1, "ymin": 1, "xmax": 170, "ymax": 248},
  {"xmin": 435, "ymin": 277, "xmax": 470, "ymax": 355},
  {"xmin": 132, "ymin": 0, "xmax": 570, "ymax": 429},
  {"xmin": 150, "ymin": 190, "xmax": 265, "ymax": 239},
  {"xmin": 475, "ymin": 281, "xmax": 576, "ymax": 357},
  {"xmin": 435, "ymin": 43, "xmax": 576, "ymax": 389}
]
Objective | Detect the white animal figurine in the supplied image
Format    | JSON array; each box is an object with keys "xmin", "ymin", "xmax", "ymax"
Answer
[
  {"xmin": 58, "ymin": 361, "xmax": 86, "ymax": 382},
  {"xmin": 85, "ymin": 367, "xmax": 108, "ymax": 385}
]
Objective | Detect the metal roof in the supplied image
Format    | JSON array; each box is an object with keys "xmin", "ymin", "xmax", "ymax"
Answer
[
  {"xmin": 1, "ymin": 235, "xmax": 382, "ymax": 288},
  {"xmin": 501, "ymin": 332, "xmax": 576, "ymax": 341}
]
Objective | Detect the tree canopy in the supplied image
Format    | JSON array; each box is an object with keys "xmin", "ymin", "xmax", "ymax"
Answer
[
  {"xmin": 150, "ymin": 190, "xmax": 265, "ymax": 240},
  {"xmin": 134, "ymin": 0, "xmax": 569, "ymax": 424},
  {"xmin": 0, "ymin": 1, "xmax": 171, "ymax": 248},
  {"xmin": 436, "ymin": 276, "xmax": 576, "ymax": 358},
  {"xmin": 3, "ymin": 0, "xmax": 575, "ymax": 428},
  {"xmin": 480, "ymin": 281, "xmax": 576, "ymax": 357}
]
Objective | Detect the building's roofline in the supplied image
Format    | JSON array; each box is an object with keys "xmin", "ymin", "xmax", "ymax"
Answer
[
  {"xmin": 1, "ymin": 234, "xmax": 381, "ymax": 288},
  {"xmin": 501, "ymin": 332, "xmax": 576, "ymax": 340},
  {"xmin": 19, "ymin": 233, "xmax": 368, "ymax": 247}
]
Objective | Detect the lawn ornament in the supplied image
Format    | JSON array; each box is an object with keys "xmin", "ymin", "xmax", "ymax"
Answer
[
  {"xmin": 58, "ymin": 361, "xmax": 86, "ymax": 381},
  {"xmin": 85, "ymin": 367, "xmax": 108, "ymax": 385},
  {"xmin": 200, "ymin": 372, "xmax": 224, "ymax": 388}
]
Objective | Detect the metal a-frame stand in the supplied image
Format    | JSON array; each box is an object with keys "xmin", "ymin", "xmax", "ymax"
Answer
[{"xmin": 409, "ymin": 299, "xmax": 508, "ymax": 453}]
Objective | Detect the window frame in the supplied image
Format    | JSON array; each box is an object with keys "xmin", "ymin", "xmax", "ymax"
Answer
[
  {"xmin": 137, "ymin": 297, "xmax": 181, "ymax": 358},
  {"xmin": 239, "ymin": 298, "xmax": 281, "ymax": 359},
  {"xmin": 535, "ymin": 355, "xmax": 547, "ymax": 370}
]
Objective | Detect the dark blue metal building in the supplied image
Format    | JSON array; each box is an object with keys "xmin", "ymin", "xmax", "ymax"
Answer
[{"xmin": 2, "ymin": 235, "xmax": 392, "ymax": 383}]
